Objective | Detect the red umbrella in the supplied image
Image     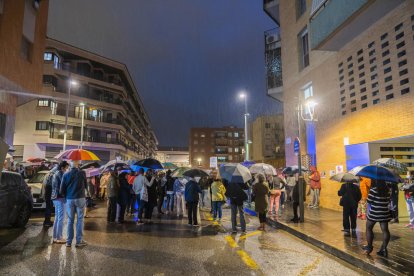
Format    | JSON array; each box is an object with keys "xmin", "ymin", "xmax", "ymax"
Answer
[
  {"xmin": 55, "ymin": 149, "xmax": 100, "ymax": 161},
  {"xmin": 26, "ymin": 157, "xmax": 47, "ymax": 163}
]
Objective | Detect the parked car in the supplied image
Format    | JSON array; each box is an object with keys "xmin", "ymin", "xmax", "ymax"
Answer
[
  {"xmin": 26, "ymin": 170, "xmax": 50, "ymax": 209},
  {"xmin": 0, "ymin": 171, "xmax": 33, "ymax": 227}
]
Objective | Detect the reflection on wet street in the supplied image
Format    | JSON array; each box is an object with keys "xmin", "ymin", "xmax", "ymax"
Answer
[{"xmin": 0, "ymin": 204, "xmax": 364, "ymax": 275}]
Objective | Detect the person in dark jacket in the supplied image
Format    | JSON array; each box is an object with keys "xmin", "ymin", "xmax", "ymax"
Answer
[
  {"xmin": 43, "ymin": 165, "xmax": 58, "ymax": 227},
  {"xmin": 291, "ymin": 173, "xmax": 306, "ymax": 223},
  {"xmin": 225, "ymin": 180, "xmax": 248, "ymax": 233},
  {"xmin": 145, "ymin": 169, "xmax": 158, "ymax": 223},
  {"xmin": 253, "ymin": 174, "xmax": 270, "ymax": 231},
  {"xmin": 338, "ymin": 182, "xmax": 362, "ymax": 235},
  {"xmin": 51, "ymin": 161, "xmax": 69, "ymax": 243},
  {"xmin": 117, "ymin": 170, "xmax": 130, "ymax": 224},
  {"xmin": 106, "ymin": 171, "xmax": 118, "ymax": 223},
  {"xmin": 60, "ymin": 160, "xmax": 88, "ymax": 247},
  {"xmin": 185, "ymin": 177, "xmax": 202, "ymax": 226},
  {"xmin": 165, "ymin": 170, "xmax": 175, "ymax": 214},
  {"xmin": 156, "ymin": 171, "xmax": 166, "ymax": 215}
]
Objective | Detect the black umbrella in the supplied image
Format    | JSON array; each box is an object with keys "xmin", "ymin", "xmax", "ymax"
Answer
[
  {"xmin": 80, "ymin": 161, "xmax": 100, "ymax": 169},
  {"xmin": 134, "ymin": 158, "xmax": 163, "ymax": 170},
  {"xmin": 183, "ymin": 168, "xmax": 209, "ymax": 178}
]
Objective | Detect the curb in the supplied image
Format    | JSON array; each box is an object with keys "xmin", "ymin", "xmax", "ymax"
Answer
[{"xmin": 266, "ymin": 218, "xmax": 402, "ymax": 276}]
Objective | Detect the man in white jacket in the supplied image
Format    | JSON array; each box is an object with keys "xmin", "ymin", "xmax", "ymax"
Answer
[{"xmin": 133, "ymin": 168, "xmax": 154, "ymax": 224}]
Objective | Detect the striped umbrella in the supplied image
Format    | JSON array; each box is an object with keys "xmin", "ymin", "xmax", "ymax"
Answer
[
  {"xmin": 219, "ymin": 163, "xmax": 252, "ymax": 184},
  {"xmin": 372, "ymin": 158, "xmax": 408, "ymax": 174},
  {"xmin": 171, "ymin": 167, "xmax": 191, "ymax": 178},
  {"xmin": 249, "ymin": 163, "xmax": 277, "ymax": 176},
  {"xmin": 162, "ymin": 162, "xmax": 178, "ymax": 170},
  {"xmin": 55, "ymin": 149, "xmax": 100, "ymax": 161}
]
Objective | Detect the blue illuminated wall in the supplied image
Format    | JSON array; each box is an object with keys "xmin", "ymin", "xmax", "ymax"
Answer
[
  {"xmin": 306, "ymin": 122, "xmax": 316, "ymax": 166},
  {"xmin": 345, "ymin": 143, "xmax": 370, "ymax": 170}
]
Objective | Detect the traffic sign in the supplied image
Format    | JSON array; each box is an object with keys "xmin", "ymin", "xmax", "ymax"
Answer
[{"xmin": 294, "ymin": 137, "xmax": 300, "ymax": 156}]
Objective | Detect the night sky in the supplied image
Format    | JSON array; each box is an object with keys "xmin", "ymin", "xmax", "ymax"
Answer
[{"xmin": 47, "ymin": 0, "xmax": 282, "ymax": 147}]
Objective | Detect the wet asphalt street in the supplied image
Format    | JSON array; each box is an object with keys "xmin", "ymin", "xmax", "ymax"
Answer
[{"xmin": 0, "ymin": 203, "xmax": 365, "ymax": 276}]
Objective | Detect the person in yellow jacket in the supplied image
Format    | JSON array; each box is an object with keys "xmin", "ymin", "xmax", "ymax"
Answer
[
  {"xmin": 358, "ymin": 177, "xmax": 371, "ymax": 220},
  {"xmin": 211, "ymin": 176, "xmax": 226, "ymax": 222}
]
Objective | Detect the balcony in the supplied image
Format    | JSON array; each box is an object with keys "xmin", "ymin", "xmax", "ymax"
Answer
[
  {"xmin": 310, "ymin": 0, "xmax": 404, "ymax": 51},
  {"xmin": 265, "ymin": 28, "xmax": 283, "ymax": 102},
  {"xmin": 263, "ymin": 0, "xmax": 280, "ymax": 25}
]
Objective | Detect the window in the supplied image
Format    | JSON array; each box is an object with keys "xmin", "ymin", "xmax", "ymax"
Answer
[
  {"xmin": 228, "ymin": 148, "xmax": 233, "ymax": 153},
  {"xmin": 340, "ymin": 90, "xmax": 345, "ymax": 95},
  {"xmin": 400, "ymin": 78, "xmax": 409, "ymax": 85},
  {"xmin": 296, "ymin": 0, "xmax": 306, "ymax": 18},
  {"xmin": 53, "ymin": 55, "xmax": 60, "ymax": 69},
  {"xmin": 385, "ymin": 85, "xmax": 393, "ymax": 91},
  {"xmin": 347, "ymin": 56, "xmax": 352, "ymax": 62},
  {"xmin": 227, "ymin": 132, "xmax": 232, "ymax": 137},
  {"xmin": 400, "ymin": 69, "xmax": 408, "ymax": 76},
  {"xmin": 37, "ymin": 99, "xmax": 50, "ymax": 107},
  {"xmin": 348, "ymin": 63, "xmax": 353, "ymax": 69},
  {"xmin": 35, "ymin": 121, "xmax": 49, "ymax": 130},
  {"xmin": 339, "ymin": 75, "xmax": 344, "ymax": 81},
  {"xmin": 361, "ymin": 95, "xmax": 367, "ymax": 101},
  {"xmin": 383, "ymin": 59, "xmax": 390, "ymax": 66},
  {"xmin": 350, "ymin": 92, "xmax": 356, "ymax": 98},
  {"xmin": 398, "ymin": 50, "xmax": 406, "ymax": 58},
  {"xmin": 359, "ymin": 72, "xmax": 365, "ymax": 78},
  {"xmin": 342, "ymin": 111, "xmax": 346, "ymax": 116},
  {"xmin": 200, "ymin": 134, "xmax": 205, "ymax": 138},
  {"xmin": 194, "ymin": 133, "xmax": 198, "ymax": 137},
  {"xmin": 193, "ymin": 148, "xmax": 198, "ymax": 153},
  {"xmin": 397, "ymin": 41, "xmax": 405, "ymax": 49},
  {"xmin": 384, "ymin": 67, "xmax": 391, "ymax": 74},
  {"xmin": 234, "ymin": 148, "xmax": 239, "ymax": 153},
  {"xmin": 358, "ymin": 64, "xmax": 364, "ymax": 71},
  {"xmin": 44, "ymin": 52, "xmax": 53, "ymax": 61},
  {"xmin": 382, "ymin": 50, "xmax": 390, "ymax": 57},
  {"xmin": 339, "ymin": 68, "xmax": 344, "ymax": 74},
  {"xmin": 349, "ymin": 84, "xmax": 355, "ymax": 90},
  {"xmin": 395, "ymin": 23, "xmax": 403, "ymax": 32},
  {"xmin": 341, "ymin": 103, "xmax": 346, "ymax": 108},
  {"xmin": 359, "ymin": 80, "xmax": 366, "ymax": 86},
  {"xmin": 265, "ymin": 123, "xmax": 271, "ymax": 129},
  {"xmin": 372, "ymin": 90, "xmax": 379, "ymax": 97},
  {"xmin": 369, "ymin": 57, "xmax": 376, "ymax": 64},
  {"xmin": 193, "ymin": 140, "xmax": 198, "ymax": 145},
  {"xmin": 369, "ymin": 49, "xmax": 375, "ymax": 56},
  {"xmin": 351, "ymin": 99, "xmax": 356, "ymax": 104},
  {"xmin": 385, "ymin": 76, "xmax": 392, "ymax": 83},
  {"xmin": 360, "ymin": 87, "xmax": 367, "ymax": 93},
  {"xmin": 341, "ymin": 97, "xmax": 346, "ymax": 102},
  {"xmin": 338, "ymin": 62, "xmax": 343, "ymax": 68},
  {"xmin": 371, "ymin": 74, "xmax": 378, "ymax": 80},
  {"xmin": 372, "ymin": 82, "xmax": 378, "ymax": 89},
  {"xmin": 347, "ymin": 78, "xmax": 353, "ymax": 84},
  {"xmin": 380, "ymin": 33, "xmax": 388, "ymax": 40},
  {"xmin": 373, "ymin": 99, "xmax": 380, "ymax": 105},
  {"xmin": 348, "ymin": 70, "xmax": 354, "ymax": 76},
  {"xmin": 303, "ymin": 84, "xmax": 313, "ymax": 99},
  {"xmin": 234, "ymin": 132, "xmax": 239, "ymax": 138},
  {"xmin": 401, "ymin": 87, "xmax": 410, "ymax": 95},
  {"xmin": 381, "ymin": 41, "xmax": 389, "ymax": 49},
  {"xmin": 20, "ymin": 36, "xmax": 32, "ymax": 61},
  {"xmin": 351, "ymin": 107, "xmax": 357, "ymax": 112},
  {"xmin": 368, "ymin": 41, "xmax": 375, "ymax": 48},
  {"xmin": 0, "ymin": 113, "xmax": 6, "ymax": 139},
  {"xmin": 357, "ymin": 49, "xmax": 363, "ymax": 56},
  {"xmin": 396, "ymin": 32, "xmax": 404, "ymax": 40},
  {"xmin": 299, "ymin": 28, "xmax": 309, "ymax": 69},
  {"xmin": 357, "ymin": 57, "xmax": 364, "ymax": 63},
  {"xmin": 370, "ymin": 66, "xmax": 377, "ymax": 72},
  {"xmin": 386, "ymin": 93, "xmax": 394, "ymax": 100},
  {"xmin": 362, "ymin": 103, "xmax": 368, "ymax": 109}
]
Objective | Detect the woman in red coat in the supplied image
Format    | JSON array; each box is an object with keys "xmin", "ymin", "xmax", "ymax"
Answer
[{"xmin": 309, "ymin": 166, "xmax": 321, "ymax": 208}]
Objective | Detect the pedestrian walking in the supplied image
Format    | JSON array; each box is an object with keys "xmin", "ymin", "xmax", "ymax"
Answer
[
  {"xmin": 308, "ymin": 166, "xmax": 321, "ymax": 208},
  {"xmin": 117, "ymin": 170, "xmax": 130, "ymax": 224},
  {"xmin": 253, "ymin": 174, "xmax": 270, "ymax": 231},
  {"xmin": 401, "ymin": 176, "xmax": 414, "ymax": 229},
  {"xmin": 362, "ymin": 180, "xmax": 392, "ymax": 257},
  {"xmin": 107, "ymin": 171, "xmax": 118, "ymax": 223},
  {"xmin": 174, "ymin": 177, "xmax": 187, "ymax": 217},
  {"xmin": 43, "ymin": 165, "xmax": 58, "ymax": 227},
  {"xmin": 211, "ymin": 174, "xmax": 226, "ymax": 221},
  {"xmin": 225, "ymin": 180, "xmax": 248, "ymax": 234},
  {"xmin": 199, "ymin": 176, "xmax": 210, "ymax": 209},
  {"xmin": 165, "ymin": 170, "xmax": 175, "ymax": 214},
  {"xmin": 338, "ymin": 182, "xmax": 361, "ymax": 236},
  {"xmin": 59, "ymin": 161, "xmax": 88, "ymax": 247},
  {"xmin": 184, "ymin": 176, "xmax": 202, "ymax": 226},
  {"xmin": 357, "ymin": 177, "xmax": 371, "ymax": 220},
  {"xmin": 51, "ymin": 161, "xmax": 69, "ymax": 244}
]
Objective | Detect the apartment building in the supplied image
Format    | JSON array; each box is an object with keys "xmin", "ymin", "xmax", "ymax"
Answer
[
  {"xmin": 189, "ymin": 126, "xmax": 244, "ymax": 168},
  {"xmin": 265, "ymin": 0, "xmax": 414, "ymax": 209},
  {"xmin": 0, "ymin": 0, "xmax": 49, "ymax": 148},
  {"xmin": 13, "ymin": 38, "xmax": 157, "ymax": 162},
  {"xmin": 155, "ymin": 146, "xmax": 189, "ymax": 167},
  {"xmin": 249, "ymin": 115, "xmax": 285, "ymax": 168}
]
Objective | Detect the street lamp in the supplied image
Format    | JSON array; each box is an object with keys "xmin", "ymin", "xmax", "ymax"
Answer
[
  {"xmin": 62, "ymin": 79, "xmax": 78, "ymax": 151},
  {"xmin": 239, "ymin": 92, "xmax": 249, "ymax": 161},
  {"xmin": 79, "ymin": 102, "xmax": 85, "ymax": 149},
  {"xmin": 297, "ymin": 96, "xmax": 318, "ymax": 223},
  {"xmin": 197, "ymin": 158, "xmax": 202, "ymax": 167}
]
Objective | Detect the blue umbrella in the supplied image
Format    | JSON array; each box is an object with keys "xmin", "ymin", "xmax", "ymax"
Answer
[
  {"xmin": 240, "ymin": 160, "xmax": 256, "ymax": 168},
  {"xmin": 353, "ymin": 165, "xmax": 402, "ymax": 183}
]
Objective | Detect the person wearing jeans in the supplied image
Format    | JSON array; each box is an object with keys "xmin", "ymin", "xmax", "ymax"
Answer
[
  {"xmin": 253, "ymin": 175, "xmax": 270, "ymax": 231},
  {"xmin": 225, "ymin": 181, "xmax": 248, "ymax": 233},
  {"xmin": 60, "ymin": 160, "xmax": 88, "ymax": 247},
  {"xmin": 174, "ymin": 177, "xmax": 187, "ymax": 217},
  {"xmin": 184, "ymin": 177, "xmax": 201, "ymax": 226},
  {"xmin": 51, "ymin": 161, "xmax": 69, "ymax": 243},
  {"xmin": 309, "ymin": 166, "xmax": 321, "ymax": 208},
  {"xmin": 402, "ymin": 178, "xmax": 414, "ymax": 229},
  {"xmin": 211, "ymin": 175, "xmax": 226, "ymax": 221},
  {"xmin": 106, "ymin": 171, "xmax": 118, "ymax": 223}
]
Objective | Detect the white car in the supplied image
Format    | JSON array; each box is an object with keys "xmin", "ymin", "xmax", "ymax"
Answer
[{"xmin": 26, "ymin": 170, "xmax": 50, "ymax": 209}]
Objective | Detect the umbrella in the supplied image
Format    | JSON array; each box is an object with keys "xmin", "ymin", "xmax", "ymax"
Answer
[
  {"xmin": 282, "ymin": 165, "xmax": 308, "ymax": 175},
  {"xmin": 219, "ymin": 163, "xmax": 252, "ymax": 184},
  {"xmin": 372, "ymin": 158, "xmax": 408, "ymax": 174},
  {"xmin": 55, "ymin": 149, "xmax": 100, "ymax": 161},
  {"xmin": 249, "ymin": 163, "xmax": 277, "ymax": 176},
  {"xmin": 26, "ymin": 157, "xmax": 47, "ymax": 163},
  {"xmin": 134, "ymin": 158, "xmax": 163, "ymax": 170},
  {"xmin": 80, "ymin": 161, "xmax": 100, "ymax": 169},
  {"xmin": 84, "ymin": 167, "xmax": 101, "ymax": 177},
  {"xmin": 330, "ymin": 172, "xmax": 359, "ymax": 183},
  {"xmin": 240, "ymin": 160, "xmax": 256, "ymax": 168},
  {"xmin": 183, "ymin": 168, "xmax": 209, "ymax": 178},
  {"xmin": 354, "ymin": 165, "xmax": 402, "ymax": 183},
  {"xmin": 101, "ymin": 160, "xmax": 129, "ymax": 171},
  {"xmin": 171, "ymin": 167, "xmax": 191, "ymax": 178},
  {"xmin": 162, "ymin": 162, "xmax": 178, "ymax": 170}
]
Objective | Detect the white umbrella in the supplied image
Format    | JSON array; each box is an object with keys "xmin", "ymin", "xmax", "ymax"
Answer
[
  {"xmin": 249, "ymin": 163, "xmax": 277, "ymax": 176},
  {"xmin": 219, "ymin": 163, "xmax": 252, "ymax": 184},
  {"xmin": 330, "ymin": 172, "xmax": 359, "ymax": 184},
  {"xmin": 101, "ymin": 160, "xmax": 128, "ymax": 172}
]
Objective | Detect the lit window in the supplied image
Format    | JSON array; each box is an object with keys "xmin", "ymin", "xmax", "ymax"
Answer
[
  {"xmin": 53, "ymin": 55, "xmax": 60, "ymax": 69},
  {"xmin": 38, "ymin": 99, "xmax": 49, "ymax": 106},
  {"xmin": 200, "ymin": 134, "xmax": 205, "ymax": 138},
  {"xmin": 235, "ymin": 148, "xmax": 239, "ymax": 153},
  {"xmin": 193, "ymin": 140, "xmax": 198, "ymax": 145},
  {"xmin": 303, "ymin": 84, "xmax": 313, "ymax": 99},
  {"xmin": 35, "ymin": 121, "xmax": 49, "ymax": 130},
  {"xmin": 44, "ymin": 52, "xmax": 53, "ymax": 61}
]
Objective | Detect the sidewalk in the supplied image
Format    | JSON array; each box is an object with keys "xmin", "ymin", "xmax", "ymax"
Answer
[{"xmin": 261, "ymin": 204, "xmax": 414, "ymax": 275}]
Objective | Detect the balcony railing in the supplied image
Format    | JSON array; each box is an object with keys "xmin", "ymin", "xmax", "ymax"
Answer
[{"xmin": 53, "ymin": 108, "xmax": 122, "ymax": 125}]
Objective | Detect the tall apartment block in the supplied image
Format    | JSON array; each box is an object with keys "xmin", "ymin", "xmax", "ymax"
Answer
[
  {"xmin": 189, "ymin": 126, "xmax": 244, "ymax": 168},
  {"xmin": 13, "ymin": 38, "xmax": 157, "ymax": 162},
  {"xmin": 265, "ymin": 0, "xmax": 414, "ymax": 209},
  {"xmin": 0, "ymin": 0, "xmax": 49, "ymax": 148}
]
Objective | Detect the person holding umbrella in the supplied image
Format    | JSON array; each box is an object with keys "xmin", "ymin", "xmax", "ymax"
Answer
[
  {"xmin": 253, "ymin": 174, "xmax": 270, "ymax": 231},
  {"xmin": 338, "ymin": 181, "xmax": 361, "ymax": 236},
  {"xmin": 117, "ymin": 168, "xmax": 130, "ymax": 224}
]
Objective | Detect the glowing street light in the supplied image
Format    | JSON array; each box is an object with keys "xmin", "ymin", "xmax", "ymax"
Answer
[
  {"xmin": 197, "ymin": 158, "xmax": 202, "ymax": 167},
  {"xmin": 63, "ymin": 79, "xmax": 79, "ymax": 151},
  {"xmin": 79, "ymin": 102, "xmax": 85, "ymax": 149},
  {"xmin": 238, "ymin": 91, "xmax": 249, "ymax": 161}
]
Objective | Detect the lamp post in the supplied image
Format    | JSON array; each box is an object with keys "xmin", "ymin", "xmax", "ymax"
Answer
[
  {"xmin": 79, "ymin": 102, "xmax": 85, "ymax": 149},
  {"xmin": 239, "ymin": 92, "xmax": 249, "ymax": 161},
  {"xmin": 297, "ymin": 97, "xmax": 317, "ymax": 223},
  {"xmin": 62, "ymin": 79, "xmax": 78, "ymax": 151}
]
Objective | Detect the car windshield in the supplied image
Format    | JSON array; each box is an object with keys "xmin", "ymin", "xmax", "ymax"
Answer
[{"xmin": 28, "ymin": 173, "xmax": 47, "ymax": 183}]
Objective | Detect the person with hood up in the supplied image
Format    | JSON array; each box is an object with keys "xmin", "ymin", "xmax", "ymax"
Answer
[
  {"xmin": 184, "ymin": 176, "xmax": 202, "ymax": 226},
  {"xmin": 308, "ymin": 166, "xmax": 321, "ymax": 208},
  {"xmin": 211, "ymin": 171, "xmax": 226, "ymax": 222},
  {"xmin": 253, "ymin": 174, "xmax": 270, "ymax": 231}
]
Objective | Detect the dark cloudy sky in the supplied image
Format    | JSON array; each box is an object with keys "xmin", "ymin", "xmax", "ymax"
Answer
[{"xmin": 47, "ymin": 0, "xmax": 282, "ymax": 147}]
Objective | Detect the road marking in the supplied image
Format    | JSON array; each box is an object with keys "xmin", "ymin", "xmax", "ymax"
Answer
[
  {"xmin": 225, "ymin": 235, "xmax": 260, "ymax": 271},
  {"xmin": 238, "ymin": 230, "xmax": 261, "ymax": 241},
  {"xmin": 298, "ymin": 257, "xmax": 322, "ymax": 276}
]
